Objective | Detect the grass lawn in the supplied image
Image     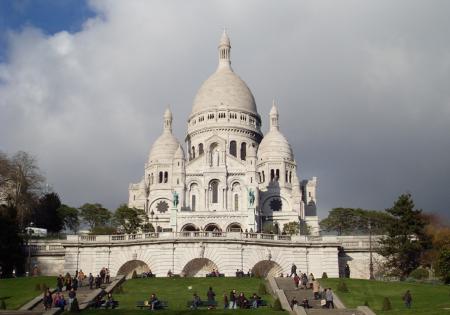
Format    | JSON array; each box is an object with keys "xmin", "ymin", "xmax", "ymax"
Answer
[
  {"xmin": 80, "ymin": 277, "xmax": 286, "ymax": 315},
  {"xmin": 320, "ymin": 278, "xmax": 450, "ymax": 315},
  {"xmin": 0, "ymin": 276, "xmax": 55, "ymax": 309}
]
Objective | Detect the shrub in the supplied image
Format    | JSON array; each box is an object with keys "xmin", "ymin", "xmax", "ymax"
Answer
[
  {"xmin": 0, "ymin": 299, "xmax": 6, "ymax": 310},
  {"xmin": 70, "ymin": 298, "xmax": 80, "ymax": 312},
  {"xmin": 337, "ymin": 280, "xmax": 349, "ymax": 293},
  {"xmin": 272, "ymin": 298, "xmax": 282, "ymax": 311},
  {"xmin": 258, "ymin": 282, "xmax": 267, "ymax": 295},
  {"xmin": 131, "ymin": 270, "xmax": 138, "ymax": 279},
  {"xmin": 409, "ymin": 267, "xmax": 429, "ymax": 280},
  {"xmin": 322, "ymin": 272, "xmax": 328, "ymax": 279},
  {"xmin": 35, "ymin": 283, "xmax": 41, "ymax": 291},
  {"xmin": 382, "ymin": 297, "xmax": 392, "ymax": 311}
]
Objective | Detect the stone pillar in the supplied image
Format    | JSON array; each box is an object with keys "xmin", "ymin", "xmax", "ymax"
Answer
[{"xmin": 247, "ymin": 207, "xmax": 256, "ymax": 231}]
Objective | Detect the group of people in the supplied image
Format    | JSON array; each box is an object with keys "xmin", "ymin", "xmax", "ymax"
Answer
[
  {"xmin": 287, "ymin": 263, "xmax": 335, "ymax": 309},
  {"xmin": 43, "ymin": 288, "xmax": 78, "ymax": 311},
  {"xmin": 189, "ymin": 287, "xmax": 262, "ymax": 309}
]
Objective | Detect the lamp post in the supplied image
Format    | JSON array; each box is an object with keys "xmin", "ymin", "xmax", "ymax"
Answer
[
  {"xmin": 368, "ymin": 219, "xmax": 374, "ymax": 280},
  {"xmin": 27, "ymin": 222, "xmax": 34, "ymax": 276}
]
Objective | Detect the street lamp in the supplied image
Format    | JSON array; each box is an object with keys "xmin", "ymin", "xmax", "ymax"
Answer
[
  {"xmin": 27, "ymin": 222, "xmax": 34, "ymax": 276},
  {"xmin": 368, "ymin": 219, "xmax": 374, "ymax": 280}
]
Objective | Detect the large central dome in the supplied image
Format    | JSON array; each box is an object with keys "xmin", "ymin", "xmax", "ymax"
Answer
[{"xmin": 190, "ymin": 31, "xmax": 258, "ymax": 116}]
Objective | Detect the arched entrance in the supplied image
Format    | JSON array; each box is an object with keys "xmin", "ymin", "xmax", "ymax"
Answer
[
  {"xmin": 182, "ymin": 258, "xmax": 218, "ymax": 277},
  {"xmin": 251, "ymin": 260, "xmax": 282, "ymax": 278},
  {"xmin": 117, "ymin": 260, "xmax": 151, "ymax": 279},
  {"xmin": 204, "ymin": 223, "xmax": 221, "ymax": 232},
  {"xmin": 181, "ymin": 223, "xmax": 198, "ymax": 231},
  {"xmin": 227, "ymin": 223, "xmax": 242, "ymax": 232}
]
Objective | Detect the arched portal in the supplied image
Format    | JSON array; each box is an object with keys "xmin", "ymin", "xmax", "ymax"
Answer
[
  {"xmin": 117, "ymin": 260, "xmax": 151, "ymax": 279},
  {"xmin": 181, "ymin": 223, "xmax": 198, "ymax": 231},
  {"xmin": 182, "ymin": 258, "xmax": 218, "ymax": 277},
  {"xmin": 251, "ymin": 260, "xmax": 283, "ymax": 278},
  {"xmin": 227, "ymin": 223, "xmax": 242, "ymax": 232},
  {"xmin": 204, "ymin": 223, "xmax": 221, "ymax": 232}
]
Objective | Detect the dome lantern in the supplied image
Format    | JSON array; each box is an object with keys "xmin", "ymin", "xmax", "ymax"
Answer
[{"xmin": 218, "ymin": 30, "xmax": 231, "ymax": 71}]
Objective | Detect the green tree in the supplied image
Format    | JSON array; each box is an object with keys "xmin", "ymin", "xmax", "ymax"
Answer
[
  {"xmin": 436, "ymin": 248, "xmax": 450, "ymax": 284},
  {"xmin": 0, "ymin": 207, "xmax": 25, "ymax": 277},
  {"xmin": 113, "ymin": 204, "xmax": 146, "ymax": 234},
  {"xmin": 283, "ymin": 221, "xmax": 300, "ymax": 235},
  {"xmin": 320, "ymin": 208, "xmax": 361, "ymax": 235},
  {"xmin": 57, "ymin": 204, "xmax": 80, "ymax": 233},
  {"xmin": 33, "ymin": 192, "xmax": 63, "ymax": 233},
  {"xmin": 79, "ymin": 203, "xmax": 111, "ymax": 231},
  {"xmin": 378, "ymin": 194, "xmax": 430, "ymax": 279}
]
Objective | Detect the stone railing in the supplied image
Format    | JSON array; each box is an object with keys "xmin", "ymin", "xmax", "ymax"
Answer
[
  {"xmin": 64, "ymin": 232, "xmax": 341, "ymax": 244},
  {"xmin": 27, "ymin": 241, "xmax": 65, "ymax": 254},
  {"xmin": 336, "ymin": 235, "xmax": 383, "ymax": 250}
]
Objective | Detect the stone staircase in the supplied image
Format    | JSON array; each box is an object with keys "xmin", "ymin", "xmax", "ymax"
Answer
[{"xmin": 274, "ymin": 278, "xmax": 365, "ymax": 315}]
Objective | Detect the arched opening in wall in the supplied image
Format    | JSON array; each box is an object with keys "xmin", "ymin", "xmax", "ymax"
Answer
[
  {"xmin": 182, "ymin": 258, "xmax": 218, "ymax": 277},
  {"xmin": 251, "ymin": 260, "xmax": 282, "ymax": 278},
  {"xmin": 198, "ymin": 143, "xmax": 204, "ymax": 155},
  {"xmin": 226, "ymin": 223, "xmax": 242, "ymax": 232},
  {"xmin": 159, "ymin": 172, "xmax": 163, "ymax": 183},
  {"xmin": 117, "ymin": 260, "xmax": 151, "ymax": 279},
  {"xmin": 240, "ymin": 142, "xmax": 247, "ymax": 160},
  {"xmin": 210, "ymin": 142, "xmax": 219, "ymax": 166},
  {"xmin": 181, "ymin": 223, "xmax": 198, "ymax": 231},
  {"xmin": 210, "ymin": 180, "xmax": 219, "ymax": 204},
  {"xmin": 164, "ymin": 171, "xmax": 168, "ymax": 183},
  {"xmin": 229, "ymin": 141, "xmax": 237, "ymax": 157},
  {"xmin": 270, "ymin": 169, "xmax": 275, "ymax": 182},
  {"xmin": 204, "ymin": 223, "xmax": 221, "ymax": 232}
]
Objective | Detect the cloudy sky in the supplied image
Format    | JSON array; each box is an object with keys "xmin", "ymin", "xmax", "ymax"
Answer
[{"xmin": 0, "ymin": 0, "xmax": 449, "ymax": 220}]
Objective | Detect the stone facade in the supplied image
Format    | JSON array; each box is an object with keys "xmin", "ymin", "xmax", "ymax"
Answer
[
  {"xmin": 128, "ymin": 31, "xmax": 319, "ymax": 235},
  {"xmin": 29, "ymin": 234, "xmax": 383, "ymax": 279}
]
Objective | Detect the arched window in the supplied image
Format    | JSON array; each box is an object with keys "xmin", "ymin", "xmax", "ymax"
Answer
[
  {"xmin": 211, "ymin": 181, "xmax": 219, "ymax": 203},
  {"xmin": 234, "ymin": 194, "xmax": 239, "ymax": 211},
  {"xmin": 262, "ymin": 171, "xmax": 265, "ymax": 183},
  {"xmin": 285, "ymin": 170, "xmax": 288, "ymax": 182},
  {"xmin": 270, "ymin": 169, "xmax": 275, "ymax": 182},
  {"xmin": 150, "ymin": 173, "xmax": 154, "ymax": 185},
  {"xmin": 289, "ymin": 171, "xmax": 292, "ymax": 183},
  {"xmin": 191, "ymin": 146, "xmax": 195, "ymax": 159},
  {"xmin": 229, "ymin": 141, "xmax": 237, "ymax": 157},
  {"xmin": 240, "ymin": 142, "xmax": 247, "ymax": 160},
  {"xmin": 164, "ymin": 171, "xmax": 168, "ymax": 183},
  {"xmin": 191, "ymin": 195, "xmax": 196, "ymax": 211},
  {"xmin": 198, "ymin": 143, "xmax": 204, "ymax": 155},
  {"xmin": 276, "ymin": 169, "xmax": 280, "ymax": 181},
  {"xmin": 159, "ymin": 172, "xmax": 163, "ymax": 183}
]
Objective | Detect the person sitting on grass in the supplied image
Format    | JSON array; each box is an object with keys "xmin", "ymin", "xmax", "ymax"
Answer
[
  {"xmin": 237, "ymin": 292, "xmax": 248, "ymax": 309},
  {"xmin": 403, "ymin": 290, "xmax": 412, "ymax": 309},
  {"xmin": 190, "ymin": 293, "xmax": 201, "ymax": 309},
  {"xmin": 149, "ymin": 293, "xmax": 160, "ymax": 310},
  {"xmin": 250, "ymin": 293, "xmax": 260, "ymax": 309},
  {"xmin": 105, "ymin": 292, "xmax": 117, "ymax": 309},
  {"xmin": 167, "ymin": 269, "xmax": 173, "ymax": 277}
]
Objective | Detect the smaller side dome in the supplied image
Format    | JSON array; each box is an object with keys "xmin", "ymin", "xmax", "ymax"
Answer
[
  {"xmin": 258, "ymin": 130, "xmax": 294, "ymax": 161},
  {"xmin": 148, "ymin": 109, "xmax": 181, "ymax": 163},
  {"xmin": 173, "ymin": 144, "xmax": 185, "ymax": 159}
]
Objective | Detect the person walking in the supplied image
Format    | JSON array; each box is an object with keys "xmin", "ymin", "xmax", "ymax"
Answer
[
  {"xmin": 88, "ymin": 273, "xmax": 94, "ymax": 289},
  {"xmin": 313, "ymin": 279, "xmax": 320, "ymax": 300},
  {"xmin": 290, "ymin": 263, "xmax": 297, "ymax": 277},
  {"xmin": 403, "ymin": 290, "xmax": 412, "ymax": 309},
  {"xmin": 207, "ymin": 287, "xmax": 216, "ymax": 306},
  {"xmin": 293, "ymin": 274, "xmax": 300, "ymax": 288},
  {"xmin": 223, "ymin": 292, "xmax": 229, "ymax": 309},
  {"xmin": 229, "ymin": 289, "xmax": 237, "ymax": 309},
  {"xmin": 325, "ymin": 288, "xmax": 334, "ymax": 309}
]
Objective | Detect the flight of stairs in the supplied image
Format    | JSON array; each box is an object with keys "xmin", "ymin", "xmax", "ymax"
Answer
[{"xmin": 274, "ymin": 277, "xmax": 364, "ymax": 315}]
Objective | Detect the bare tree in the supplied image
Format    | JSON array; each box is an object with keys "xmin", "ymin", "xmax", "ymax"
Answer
[{"xmin": 0, "ymin": 151, "xmax": 44, "ymax": 227}]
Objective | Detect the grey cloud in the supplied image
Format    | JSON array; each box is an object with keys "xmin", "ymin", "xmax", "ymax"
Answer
[{"xmin": 0, "ymin": 0, "xmax": 449, "ymax": 220}]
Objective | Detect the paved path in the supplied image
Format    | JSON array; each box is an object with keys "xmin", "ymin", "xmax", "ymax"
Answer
[{"xmin": 274, "ymin": 278, "xmax": 364, "ymax": 315}]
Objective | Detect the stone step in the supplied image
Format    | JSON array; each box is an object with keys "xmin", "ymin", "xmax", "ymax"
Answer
[
  {"xmin": 284, "ymin": 289, "xmax": 321, "ymax": 309},
  {"xmin": 306, "ymin": 309, "xmax": 364, "ymax": 315},
  {"xmin": 275, "ymin": 277, "xmax": 297, "ymax": 290}
]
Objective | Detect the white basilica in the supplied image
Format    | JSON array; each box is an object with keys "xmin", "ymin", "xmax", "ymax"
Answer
[{"xmin": 128, "ymin": 32, "xmax": 319, "ymax": 234}]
